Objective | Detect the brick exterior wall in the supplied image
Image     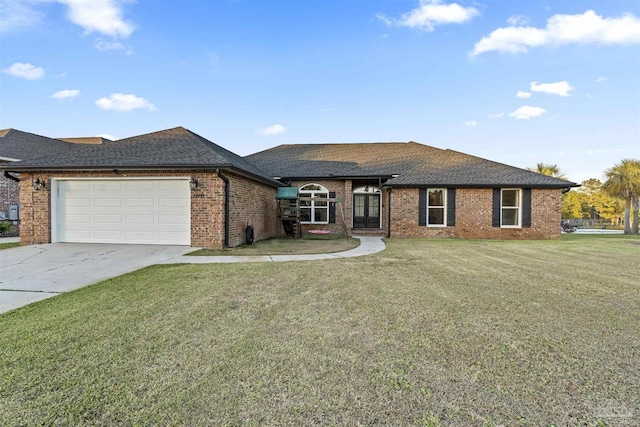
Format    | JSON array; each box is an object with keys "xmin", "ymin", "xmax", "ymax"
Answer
[
  {"xmin": 290, "ymin": 179, "xmax": 354, "ymax": 235},
  {"xmin": 0, "ymin": 170, "xmax": 20, "ymax": 215},
  {"xmin": 17, "ymin": 170, "xmax": 562, "ymax": 247},
  {"xmin": 226, "ymin": 172, "xmax": 279, "ymax": 247},
  {"xmin": 17, "ymin": 170, "xmax": 279, "ymax": 249},
  {"xmin": 390, "ymin": 187, "xmax": 562, "ymax": 240}
]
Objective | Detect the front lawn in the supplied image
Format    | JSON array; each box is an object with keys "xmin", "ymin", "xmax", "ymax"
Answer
[
  {"xmin": 189, "ymin": 233, "xmax": 359, "ymax": 256},
  {"xmin": 0, "ymin": 242, "xmax": 19, "ymax": 250},
  {"xmin": 1, "ymin": 236, "xmax": 638, "ymax": 426}
]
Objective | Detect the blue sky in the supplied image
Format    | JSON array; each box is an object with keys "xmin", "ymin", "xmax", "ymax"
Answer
[{"xmin": 1, "ymin": 0, "xmax": 639, "ymax": 183}]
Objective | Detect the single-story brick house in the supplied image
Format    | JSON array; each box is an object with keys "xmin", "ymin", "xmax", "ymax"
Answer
[
  {"xmin": 247, "ymin": 142, "xmax": 578, "ymax": 240},
  {"xmin": 1, "ymin": 126, "xmax": 577, "ymax": 248}
]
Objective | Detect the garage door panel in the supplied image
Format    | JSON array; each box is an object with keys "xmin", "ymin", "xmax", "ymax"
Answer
[
  {"xmin": 126, "ymin": 214, "xmax": 155, "ymax": 224},
  {"xmin": 94, "ymin": 214, "xmax": 123, "ymax": 224},
  {"xmin": 57, "ymin": 179, "xmax": 190, "ymax": 245},
  {"xmin": 158, "ymin": 181, "xmax": 186, "ymax": 191},
  {"xmin": 94, "ymin": 230, "xmax": 124, "ymax": 240},
  {"xmin": 94, "ymin": 198, "xmax": 122, "ymax": 207},
  {"xmin": 65, "ymin": 198, "xmax": 91, "ymax": 207},
  {"xmin": 126, "ymin": 181, "xmax": 155, "ymax": 191},
  {"xmin": 125, "ymin": 230, "xmax": 156, "ymax": 241},
  {"xmin": 63, "ymin": 214, "xmax": 91, "ymax": 224},
  {"xmin": 65, "ymin": 230, "xmax": 92, "ymax": 240},
  {"xmin": 159, "ymin": 198, "xmax": 188, "ymax": 207},
  {"xmin": 64, "ymin": 181, "xmax": 91, "ymax": 191},
  {"xmin": 126, "ymin": 198, "xmax": 155, "ymax": 207},
  {"xmin": 95, "ymin": 182, "xmax": 123, "ymax": 191},
  {"xmin": 158, "ymin": 214, "xmax": 188, "ymax": 224}
]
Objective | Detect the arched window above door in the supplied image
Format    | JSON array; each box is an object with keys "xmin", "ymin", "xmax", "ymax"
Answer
[
  {"xmin": 353, "ymin": 186, "xmax": 381, "ymax": 194},
  {"xmin": 299, "ymin": 183, "xmax": 329, "ymax": 224}
]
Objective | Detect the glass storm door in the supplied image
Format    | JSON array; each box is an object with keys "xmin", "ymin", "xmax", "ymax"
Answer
[{"xmin": 353, "ymin": 194, "xmax": 380, "ymax": 228}]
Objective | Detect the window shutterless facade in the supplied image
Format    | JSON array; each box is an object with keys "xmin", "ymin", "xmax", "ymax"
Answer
[
  {"xmin": 501, "ymin": 188, "xmax": 522, "ymax": 227},
  {"xmin": 299, "ymin": 183, "xmax": 329, "ymax": 224}
]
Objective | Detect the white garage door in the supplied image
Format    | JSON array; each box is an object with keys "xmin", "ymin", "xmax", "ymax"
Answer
[{"xmin": 56, "ymin": 179, "xmax": 190, "ymax": 245}]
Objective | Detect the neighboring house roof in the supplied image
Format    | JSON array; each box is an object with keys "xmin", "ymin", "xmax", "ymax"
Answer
[
  {"xmin": 0, "ymin": 129, "xmax": 76, "ymax": 161},
  {"xmin": 57, "ymin": 136, "xmax": 111, "ymax": 145},
  {"xmin": 1, "ymin": 127, "xmax": 280, "ymax": 187},
  {"xmin": 247, "ymin": 141, "xmax": 578, "ymax": 188}
]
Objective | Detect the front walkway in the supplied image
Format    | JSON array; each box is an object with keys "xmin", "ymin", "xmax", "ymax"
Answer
[{"xmin": 158, "ymin": 236, "xmax": 386, "ymax": 264}]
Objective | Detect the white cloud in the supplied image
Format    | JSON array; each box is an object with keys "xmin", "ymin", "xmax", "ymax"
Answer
[
  {"xmin": 377, "ymin": 0, "xmax": 479, "ymax": 32},
  {"xmin": 94, "ymin": 38, "xmax": 132, "ymax": 54},
  {"xmin": 488, "ymin": 112, "xmax": 504, "ymax": 119},
  {"xmin": 57, "ymin": 0, "xmax": 135, "ymax": 38},
  {"xmin": 530, "ymin": 81, "xmax": 574, "ymax": 96},
  {"xmin": 464, "ymin": 120, "xmax": 477, "ymax": 127},
  {"xmin": 2, "ymin": 62, "xmax": 44, "ymax": 80},
  {"xmin": 516, "ymin": 90, "xmax": 532, "ymax": 99},
  {"xmin": 259, "ymin": 124, "xmax": 286, "ymax": 136},
  {"xmin": 471, "ymin": 10, "xmax": 640, "ymax": 56},
  {"xmin": 595, "ymin": 76, "xmax": 608, "ymax": 82},
  {"xmin": 0, "ymin": 0, "xmax": 43, "ymax": 33},
  {"xmin": 51, "ymin": 89, "xmax": 80, "ymax": 99},
  {"xmin": 507, "ymin": 15, "xmax": 529, "ymax": 26},
  {"xmin": 0, "ymin": 1, "xmax": 134, "ymax": 39},
  {"xmin": 95, "ymin": 93, "xmax": 156, "ymax": 112},
  {"xmin": 509, "ymin": 106, "xmax": 547, "ymax": 120}
]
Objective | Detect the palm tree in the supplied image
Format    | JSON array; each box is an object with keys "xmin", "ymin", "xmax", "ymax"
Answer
[
  {"xmin": 527, "ymin": 163, "xmax": 568, "ymax": 180},
  {"xmin": 602, "ymin": 159, "xmax": 640, "ymax": 234}
]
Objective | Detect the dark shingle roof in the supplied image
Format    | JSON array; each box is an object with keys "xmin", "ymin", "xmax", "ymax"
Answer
[
  {"xmin": 247, "ymin": 141, "xmax": 577, "ymax": 188},
  {"xmin": 1, "ymin": 127, "xmax": 280, "ymax": 186},
  {"xmin": 0, "ymin": 129, "xmax": 76, "ymax": 161}
]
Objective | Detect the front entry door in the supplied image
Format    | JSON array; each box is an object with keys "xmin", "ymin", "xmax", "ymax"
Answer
[{"xmin": 353, "ymin": 194, "xmax": 380, "ymax": 228}]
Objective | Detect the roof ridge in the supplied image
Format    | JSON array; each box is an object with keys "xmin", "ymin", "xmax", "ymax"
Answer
[
  {"xmin": 443, "ymin": 148, "xmax": 577, "ymax": 186},
  {"xmin": 114, "ymin": 126, "xmax": 186, "ymax": 142}
]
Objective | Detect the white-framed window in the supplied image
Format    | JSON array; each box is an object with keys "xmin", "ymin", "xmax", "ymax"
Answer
[
  {"xmin": 427, "ymin": 188, "xmax": 446, "ymax": 226},
  {"xmin": 299, "ymin": 183, "xmax": 329, "ymax": 224},
  {"xmin": 501, "ymin": 188, "xmax": 522, "ymax": 227}
]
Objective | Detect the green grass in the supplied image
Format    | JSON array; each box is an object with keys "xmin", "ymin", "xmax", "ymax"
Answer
[
  {"xmin": 189, "ymin": 233, "xmax": 359, "ymax": 256},
  {"xmin": 1, "ymin": 236, "xmax": 639, "ymax": 426},
  {"xmin": 0, "ymin": 242, "xmax": 19, "ymax": 250}
]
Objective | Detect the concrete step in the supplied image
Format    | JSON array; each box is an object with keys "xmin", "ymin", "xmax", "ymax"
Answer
[{"xmin": 351, "ymin": 228, "xmax": 386, "ymax": 237}]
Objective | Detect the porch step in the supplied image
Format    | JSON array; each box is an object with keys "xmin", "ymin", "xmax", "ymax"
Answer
[{"xmin": 351, "ymin": 228, "xmax": 386, "ymax": 237}]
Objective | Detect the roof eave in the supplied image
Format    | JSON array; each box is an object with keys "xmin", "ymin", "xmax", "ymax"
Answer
[
  {"xmin": 384, "ymin": 182, "xmax": 580, "ymax": 189},
  {"xmin": 0, "ymin": 163, "xmax": 282, "ymax": 187},
  {"xmin": 278, "ymin": 174, "xmax": 396, "ymax": 181}
]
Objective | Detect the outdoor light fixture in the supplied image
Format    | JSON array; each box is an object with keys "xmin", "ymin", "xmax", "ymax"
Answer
[
  {"xmin": 33, "ymin": 177, "xmax": 46, "ymax": 191},
  {"xmin": 364, "ymin": 186, "xmax": 369, "ymax": 193},
  {"xmin": 189, "ymin": 177, "xmax": 198, "ymax": 190}
]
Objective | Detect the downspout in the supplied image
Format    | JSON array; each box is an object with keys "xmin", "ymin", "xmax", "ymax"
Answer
[
  {"xmin": 3, "ymin": 171, "xmax": 20, "ymax": 182},
  {"xmin": 387, "ymin": 188, "xmax": 392, "ymax": 238},
  {"xmin": 216, "ymin": 169, "xmax": 230, "ymax": 248}
]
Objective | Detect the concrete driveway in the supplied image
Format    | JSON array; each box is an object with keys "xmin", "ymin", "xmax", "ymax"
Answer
[{"xmin": 0, "ymin": 243, "xmax": 194, "ymax": 314}]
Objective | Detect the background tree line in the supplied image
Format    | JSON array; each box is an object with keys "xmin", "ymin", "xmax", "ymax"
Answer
[{"xmin": 529, "ymin": 160, "xmax": 640, "ymax": 235}]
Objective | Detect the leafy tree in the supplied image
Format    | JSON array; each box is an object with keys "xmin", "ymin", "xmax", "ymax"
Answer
[
  {"xmin": 562, "ymin": 178, "xmax": 626, "ymax": 224},
  {"xmin": 527, "ymin": 163, "xmax": 568, "ymax": 180},
  {"xmin": 602, "ymin": 159, "xmax": 640, "ymax": 234},
  {"xmin": 561, "ymin": 191, "xmax": 584, "ymax": 219}
]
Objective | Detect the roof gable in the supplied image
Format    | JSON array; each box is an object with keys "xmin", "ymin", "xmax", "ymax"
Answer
[{"xmin": 1, "ymin": 127, "xmax": 280, "ymax": 186}]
